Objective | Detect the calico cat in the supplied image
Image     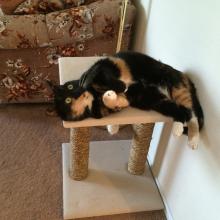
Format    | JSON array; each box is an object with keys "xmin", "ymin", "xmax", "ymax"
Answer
[{"xmin": 52, "ymin": 51, "xmax": 204, "ymax": 148}]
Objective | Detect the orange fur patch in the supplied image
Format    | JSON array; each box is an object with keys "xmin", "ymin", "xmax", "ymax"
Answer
[
  {"xmin": 109, "ymin": 57, "xmax": 134, "ymax": 87},
  {"xmin": 71, "ymin": 91, "xmax": 93, "ymax": 117},
  {"xmin": 171, "ymin": 76, "xmax": 192, "ymax": 108}
]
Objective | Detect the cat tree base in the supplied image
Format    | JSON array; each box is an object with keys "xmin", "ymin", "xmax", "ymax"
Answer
[{"xmin": 62, "ymin": 140, "xmax": 164, "ymax": 219}]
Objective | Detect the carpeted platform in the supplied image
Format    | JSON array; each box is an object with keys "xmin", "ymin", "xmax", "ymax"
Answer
[{"xmin": 0, "ymin": 104, "xmax": 165, "ymax": 220}]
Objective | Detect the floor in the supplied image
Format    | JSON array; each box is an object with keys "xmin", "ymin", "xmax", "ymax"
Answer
[{"xmin": 0, "ymin": 104, "xmax": 166, "ymax": 220}]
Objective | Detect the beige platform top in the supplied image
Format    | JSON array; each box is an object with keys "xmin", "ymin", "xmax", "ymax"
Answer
[{"xmin": 58, "ymin": 57, "xmax": 171, "ymax": 128}]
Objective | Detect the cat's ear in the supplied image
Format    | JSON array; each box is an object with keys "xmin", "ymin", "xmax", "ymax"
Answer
[
  {"xmin": 79, "ymin": 70, "xmax": 96, "ymax": 88},
  {"xmin": 46, "ymin": 80, "xmax": 59, "ymax": 93}
]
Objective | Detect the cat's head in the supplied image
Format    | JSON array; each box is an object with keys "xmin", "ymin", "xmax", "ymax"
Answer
[{"xmin": 48, "ymin": 80, "xmax": 94, "ymax": 121}]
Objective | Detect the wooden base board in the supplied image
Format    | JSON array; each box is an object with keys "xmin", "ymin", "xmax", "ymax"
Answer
[{"xmin": 62, "ymin": 140, "xmax": 164, "ymax": 219}]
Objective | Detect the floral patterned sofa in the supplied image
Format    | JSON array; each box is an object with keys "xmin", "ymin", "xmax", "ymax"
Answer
[{"xmin": 0, "ymin": 0, "xmax": 135, "ymax": 103}]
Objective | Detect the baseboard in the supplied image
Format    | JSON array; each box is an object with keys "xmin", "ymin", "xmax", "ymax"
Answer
[
  {"xmin": 147, "ymin": 157, "xmax": 174, "ymax": 220},
  {"xmin": 153, "ymin": 177, "xmax": 174, "ymax": 220}
]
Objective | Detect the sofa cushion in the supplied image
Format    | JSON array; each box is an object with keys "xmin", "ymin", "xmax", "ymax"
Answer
[
  {"xmin": 0, "ymin": 14, "xmax": 50, "ymax": 49},
  {"xmin": 14, "ymin": 0, "xmax": 64, "ymax": 15},
  {"xmin": 46, "ymin": 6, "xmax": 94, "ymax": 46},
  {"xmin": 63, "ymin": 0, "xmax": 85, "ymax": 7},
  {"xmin": 12, "ymin": 0, "xmax": 99, "ymax": 15},
  {"xmin": 63, "ymin": 0, "xmax": 98, "ymax": 8}
]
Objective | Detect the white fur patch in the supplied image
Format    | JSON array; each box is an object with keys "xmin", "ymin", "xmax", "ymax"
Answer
[
  {"xmin": 158, "ymin": 86, "xmax": 170, "ymax": 99},
  {"xmin": 107, "ymin": 125, "xmax": 119, "ymax": 135},
  {"xmin": 172, "ymin": 121, "xmax": 184, "ymax": 137},
  {"xmin": 187, "ymin": 115, "xmax": 200, "ymax": 150},
  {"xmin": 188, "ymin": 134, "xmax": 199, "ymax": 150}
]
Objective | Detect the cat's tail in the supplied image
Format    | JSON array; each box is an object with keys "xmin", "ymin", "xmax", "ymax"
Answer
[{"xmin": 183, "ymin": 80, "xmax": 204, "ymax": 134}]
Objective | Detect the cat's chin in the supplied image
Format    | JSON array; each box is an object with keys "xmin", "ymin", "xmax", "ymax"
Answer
[{"xmin": 71, "ymin": 106, "xmax": 92, "ymax": 121}]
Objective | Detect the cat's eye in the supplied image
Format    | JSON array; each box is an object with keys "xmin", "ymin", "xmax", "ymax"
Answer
[
  {"xmin": 67, "ymin": 84, "xmax": 74, "ymax": 90},
  {"xmin": 65, "ymin": 97, "xmax": 72, "ymax": 104}
]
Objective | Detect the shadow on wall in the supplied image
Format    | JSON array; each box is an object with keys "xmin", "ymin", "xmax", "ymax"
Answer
[
  {"xmin": 131, "ymin": 0, "xmax": 152, "ymax": 52},
  {"xmin": 151, "ymin": 69, "xmax": 220, "ymax": 195},
  {"xmin": 185, "ymin": 71, "xmax": 214, "ymax": 151}
]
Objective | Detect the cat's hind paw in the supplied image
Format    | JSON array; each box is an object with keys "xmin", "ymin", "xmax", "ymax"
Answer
[
  {"xmin": 172, "ymin": 122, "xmax": 184, "ymax": 137},
  {"xmin": 188, "ymin": 134, "xmax": 199, "ymax": 150},
  {"xmin": 107, "ymin": 124, "xmax": 119, "ymax": 135}
]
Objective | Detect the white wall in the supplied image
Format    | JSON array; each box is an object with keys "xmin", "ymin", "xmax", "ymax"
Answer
[{"xmin": 132, "ymin": 0, "xmax": 220, "ymax": 220}]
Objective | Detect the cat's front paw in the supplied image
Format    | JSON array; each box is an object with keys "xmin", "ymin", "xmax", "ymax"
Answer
[
  {"xmin": 172, "ymin": 121, "xmax": 184, "ymax": 137},
  {"xmin": 103, "ymin": 90, "xmax": 118, "ymax": 109}
]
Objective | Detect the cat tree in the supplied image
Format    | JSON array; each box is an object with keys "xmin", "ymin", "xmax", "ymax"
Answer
[
  {"xmin": 58, "ymin": 1, "xmax": 170, "ymax": 218},
  {"xmin": 59, "ymin": 57, "xmax": 170, "ymax": 219}
]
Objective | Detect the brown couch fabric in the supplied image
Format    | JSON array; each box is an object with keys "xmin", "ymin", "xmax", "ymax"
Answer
[
  {"xmin": 0, "ymin": 14, "xmax": 50, "ymax": 49},
  {"xmin": 0, "ymin": 0, "xmax": 136, "ymax": 103},
  {"xmin": 0, "ymin": 0, "xmax": 100, "ymax": 15},
  {"xmin": 14, "ymin": 0, "xmax": 65, "ymax": 14},
  {"xmin": 0, "ymin": 0, "xmax": 25, "ymax": 14},
  {"xmin": 46, "ymin": 6, "xmax": 94, "ymax": 46}
]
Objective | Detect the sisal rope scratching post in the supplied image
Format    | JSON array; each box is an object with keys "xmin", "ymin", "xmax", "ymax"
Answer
[
  {"xmin": 117, "ymin": 0, "xmax": 156, "ymax": 175},
  {"xmin": 69, "ymin": 127, "xmax": 90, "ymax": 180},
  {"xmin": 68, "ymin": 0, "xmax": 128, "ymax": 181},
  {"xmin": 128, "ymin": 123, "xmax": 155, "ymax": 175}
]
